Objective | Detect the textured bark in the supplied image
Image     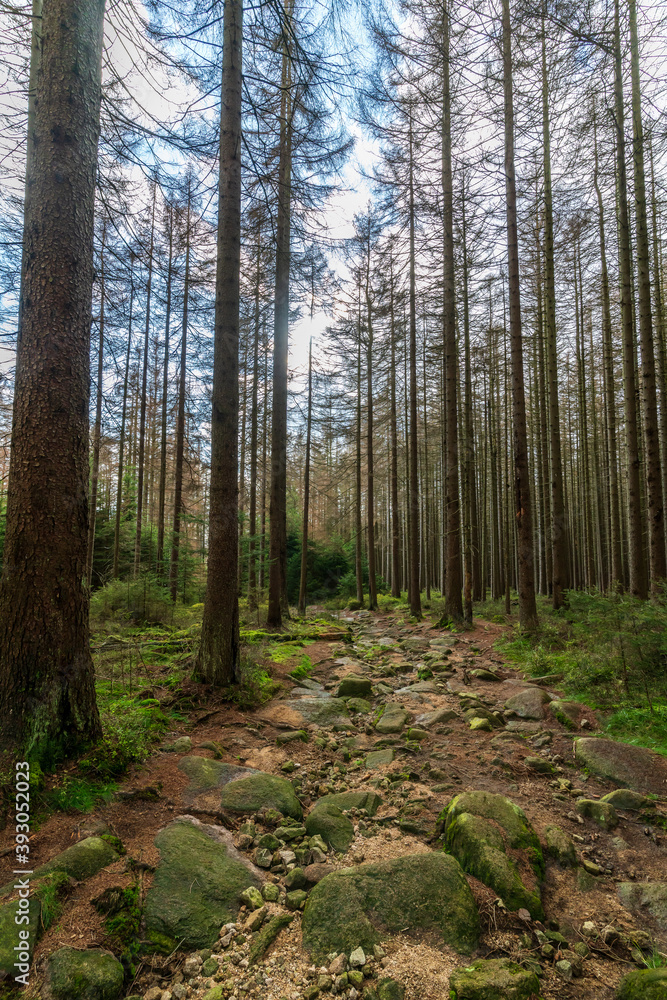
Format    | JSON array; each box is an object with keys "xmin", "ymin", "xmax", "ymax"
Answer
[
  {"xmin": 197, "ymin": 0, "xmax": 243, "ymax": 683},
  {"xmin": 133, "ymin": 188, "xmax": 156, "ymax": 577},
  {"xmin": 614, "ymin": 0, "xmax": 647, "ymax": 599},
  {"xmin": 389, "ymin": 254, "xmax": 401, "ymax": 597},
  {"xmin": 248, "ymin": 223, "xmax": 262, "ymax": 609},
  {"xmin": 461, "ymin": 185, "xmax": 481, "ymax": 610},
  {"xmin": 0, "ymin": 0, "xmax": 105, "ymax": 759},
  {"xmin": 169, "ymin": 187, "xmax": 191, "ymax": 602},
  {"xmin": 408, "ymin": 123, "xmax": 422, "ymax": 618},
  {"xmin": 365, "ymin": 232, "xmax": 378, "ymax": 611},
  {"xmin": 503, "ymin": 0, "xmax": 537, "ymax": 628},
  {"xmin": 355, "ymin": 336, "xmax": 364, "ymax": 605}
]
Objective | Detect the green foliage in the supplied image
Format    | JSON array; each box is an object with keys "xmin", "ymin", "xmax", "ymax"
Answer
[
  {"xmin": 224, "ymin": 652, "xmax": 282, "ymax": 710},
  {"xmin": 289, "ymin": 657, "xmax": 314, "ymax": 680},
  {"xmin": 42, "ymin": 776, "xmax": 117, "ymax": 814},
  {"xmin": 80, "ymin": 695, "xmax": 171, "ymax": 778},
  {"xmin": 90, "ymin": 574, "xmax": 202, "ymax": 629},
  {"xmin": 34, "ymin": 871, "xmax": 71, "ymax": 931},
  {"xmin": 497, "ymin": 591, "xmax": 667, "ymax": 755}
]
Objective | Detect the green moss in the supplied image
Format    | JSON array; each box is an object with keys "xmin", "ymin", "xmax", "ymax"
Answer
[
  {"xmin": 616, "ymin": 967, "xmax": 667, "ymax": 999},
  {"xmin": 301, "ymin": 852, "xmax": 479, "ymax": 961},
  {"xmin": 305, "ymin": 802, "xmax": 354, "ymax": 853},
  {"xmin": 449, "ymin": 958, "xmax": 541, "ymax": 999},
  {"xmin": 47, "ymin": 947, "xmax": 124, "ymax": 1000},
  {"xmin": 220, "ymin": 773, "xmax": 302, "ymax": 819}
]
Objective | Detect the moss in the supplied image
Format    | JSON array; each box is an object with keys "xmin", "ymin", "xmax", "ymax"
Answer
[
  {"xmin": 544, "ymin": 826, "xmax": 577, "ymax": 867},
  {"xmin": 143, "ymin": 818, "xmax": 262, "ymax": 951},
  {"xmin": 305, "ymin": 802, "xmax": 354, "ymax": 853},
  {"xmin": 248, "ymin": 914, "xmax": 294, "ymax": 965},
  {"xmin": 47, "ymin": 947, "xmax": 124, "ymax": 1000},
  {"xmin": 0, "ymin": 897, "xmax": 41, "ymax": 978},
  {"xmin": 316, "ymin": 791, "xmax": 383, "ymax": 816},
  {"xmin": 616, "ymin": 968, "xmax": 667, "ymax": 999},
  {"xmin": 220, "ymin": 773, "xmax": 302, "ymax": 819},
  {"xmin": 449, "ymin": 958, "xmax": 541, "ymax": 999},
  {"xmin": 301, "ymin": 852, "xmax": 479, "ymax": 961}
]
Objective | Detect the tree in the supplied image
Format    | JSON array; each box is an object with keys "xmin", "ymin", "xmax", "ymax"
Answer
[{"xmin": 0, "ymin": 0, "xmax": 106, "ymax": 760}]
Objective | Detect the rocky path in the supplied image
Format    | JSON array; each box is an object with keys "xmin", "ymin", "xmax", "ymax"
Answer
[{"xmin": 1, "ymin": 610, "xmax": 667, "ymax": 1000}]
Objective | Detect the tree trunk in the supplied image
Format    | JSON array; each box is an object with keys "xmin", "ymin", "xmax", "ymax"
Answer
[
  {"xmin": 169, "ymin": 184, "xmax": 191, "ymax": 602},
  {"xmin": 248, "ymin": 220, "xmax": 262, "ymax": 609},
  {"xmin": 197, "ymin": 0, "xmax": 243, "ymax": 683},
  {"xmin": 298, "ymin": 338, "xmax": 313, "ymax": 614},
  {"xmin": 157, "ymin": 205, "xmax": 173, "ymax": 579},
  {"xmin": 408, "ymin": 120, "xmax": 421, "ymax": 618},
  {"xmin": 615, "ymin": 0, "xmax": 647, "ymax": 598},
  {"xmin": 503, "ymin": 0, "xmax": 537, "ymax": 628},
  {"xmin": 365, "ymin": 233, "xmax": 378, "ymax": 611},
  {"xmin": 355, "ymin": 335, "xmax": 364, "ymax": 604},
  {"xmin": 389, "ymin": 252, "xmax": 401, "ymax": 597},
  {"xmin": 87, "ymin": 224, "xmax": 105, "ymax": 587},
  {"xmin": 0, "ymin": 0, "xmax": 105, "ymax": 759},
  {"xmin": 134, "ymin": 187, "xmax": 156, "ymax": 578},
  {"xmin": 113, "ymin": 259, "xmax": 134, "ymax": 578}
]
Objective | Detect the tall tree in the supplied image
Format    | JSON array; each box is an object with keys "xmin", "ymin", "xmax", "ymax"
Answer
[
  {"xmin": 197, "ymin": 0, "xmax": 243, "ymax": 683},
  {"xmin": 0, "ymin": 0, "xmax": 106, "ymax": 759}
]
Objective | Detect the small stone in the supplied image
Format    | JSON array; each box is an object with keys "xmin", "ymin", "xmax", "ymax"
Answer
[
  {"xmin": 165, "ymin": 736, "xmax": 192, "ymax": 753},
  {"xmin": 329, "ymin": 954, "xmax": 347, "ymax": 975},
  {"xmin": 581, "ymin": 921, "xmax": 597, "ymax": 937},
  {"xmin": 581, "ymin": 858, "xmax": 602, "ymax": 875},
  {"xmin": 555, "ymin": 960, "xmax": 573, "ymax": 980},
  {"xmin": 469, "ymin": 717, "xmax": 493, "ymax": 732},
  {"xmin": 334, "ymin": 973, "xmax": 349, "ymax": 991},
  {"xmin": 254, "ymin": 848, "xmax": 273, "ymax": 869},
  {"xmin": 240, "ymin": 886, "xmax": 264, "ymax": 911},
  {"xmin": 244, "ymin": 906, "xmax": 267, "ymax": 932},
  {"xmin": 183, "ymin": 956, "xmax": 201, "ymax": 976},
  {"xmin": 524, "ymin": 756, "xmax": 555, "ymax": 774},
  {"xmin": 145, "ymin": 989, "xmax": 163, "ymax": 1000},
  {"xmin": 262, "ymin": 883, "xmax": 280, "ymax": 902},
  {"xmin": 286, "ymin": 889, "xmax": 308, "ymax": 910},
  {"xmin": 348, "ymin": 970, "xmax": 364, "ymax": 988},
  {"xmin": 575, "ymin": 798, "xmax": 618, "ymax": 831},
  {"xmin": 349, "ymin": 947, "xmax": 366, "ymax": 967},
  {"xmin": 201, "ymin": 957, "xmax": 218, "ymax": 976}
]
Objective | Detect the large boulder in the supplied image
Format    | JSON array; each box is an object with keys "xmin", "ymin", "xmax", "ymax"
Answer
[
  {"xmin": 143, "ymin": 817, "xmax": 263, "ymax": 952},
  {"xmin": 337, "ymin": 675, "xmax": 372, "ymax": 698},
  {"xmin": 315, "ymin": 791, "xmax": 383, "ymax": 816},
  {"xmin": 616, "ymin": 968, "xmax": 667, "ymax": 999},
  {"xmin": 1, "ymin": 837, "xmax": 119, "ymax": 901},
  {"xmin": 504, "ymin": 687, "xmax": 551, "ymax": 720},
  {"xmin": 301, "ymin": 852, "xmax": 479, "ymax": 961},
  {"xmin": 449, "ymin": 958, "xmax": 541, "ymax": 999},
  {"xmin": 47, "ymin": 947, "xmax": 124, "ymax": 1000},
  {"xmin": 618, "ymin": 883, "xmax": 667, "ymax": 941},
  {"xmin": 443, "ymin": 791, "xmax": 544, "ymax": 920},
  {"xmin": 305, "ymin": 802, "xmax": 354, "ymax": 853},
  {"xmin": 375, "ymin": 703, "xmax": 410, "ymax": 734},
  {"xmin": 575, "ymin": 738, "xmax": 667, "ymax": 795},
  {"xmin": 220, "ymin": 772, "xmax": 302, "ymax": 819}
]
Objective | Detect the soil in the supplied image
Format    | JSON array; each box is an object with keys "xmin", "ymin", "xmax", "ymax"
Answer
[{"xmin": 1, "ymin": 609, "xmax": 666, "ymax": 1000}]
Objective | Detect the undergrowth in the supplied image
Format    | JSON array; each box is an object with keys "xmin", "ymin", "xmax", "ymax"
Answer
[{"xmin": 496, "ymin": 591, "xmax": 667, "ymax": 755}]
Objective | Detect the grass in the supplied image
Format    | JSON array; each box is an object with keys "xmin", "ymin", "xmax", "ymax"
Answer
[{"xmin": 494, "ymin": 590, "xmax": 667, "ymax": 755}]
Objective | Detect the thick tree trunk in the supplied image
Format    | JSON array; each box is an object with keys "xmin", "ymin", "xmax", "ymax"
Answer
[
  {"xmin": 365, "ymin": 236, "xmax": 378, "ymax": 610},
  {"xmin": 197, "ymin": 0, "xmax": 243, "ymax": 682},
  {"xmin": 355, "ymin": 336, "xmax": 364, "ymax": 604},
  {"xmin": 503, "ymin": 0, "xmax": 537, "ymax": 628},
  {"xmin": 0, "ymin": 0, "xmax": 105, "ymax": 759}
]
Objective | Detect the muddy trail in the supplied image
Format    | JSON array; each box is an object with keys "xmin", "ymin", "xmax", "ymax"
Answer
[{"xmin": 1, "ymin": 610, "xmax": 666, "ymax": 1000}]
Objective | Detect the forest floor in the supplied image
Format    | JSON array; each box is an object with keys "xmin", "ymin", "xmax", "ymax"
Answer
[{"xmin": 1, "ymin": 607, "xmax": 666, "ymax": 1000}]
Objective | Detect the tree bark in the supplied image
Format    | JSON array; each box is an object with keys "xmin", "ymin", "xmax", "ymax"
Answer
[
  {"xmin": 0, "ymin": 0, "xmax": 105, "ymax": 759},
  {"xmin": 133, "ymin": 187, "xmax": 156, "ymax": 578},
  {"xmin": 197, "ymin": 0, "xmax": 243, "ymax": 682},
  {"xmin": 169, "ymin": 184, "xmax": 191, "ymax": 602},
  {"xmin": 298, "ymin": 338, "xmax": 313, "ymax": 614},
  {"xmin": 113, "ymin": 259, "xmax": 134, "ymax": 579},
  {"xmin": 157, "ymin": 204, "xmax": 173, "ymax": 579},
  {"xmin": 87, "ymin": 224, "xmax": 105, "ymax": 587},
  {"xmin": 408, "ymin": 120, "xmax": 421, "ymax": 618}
]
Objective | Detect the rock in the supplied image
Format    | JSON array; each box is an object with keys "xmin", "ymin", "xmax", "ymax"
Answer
[
  {"xmin": 396, "ymin": 681, "xmax": 439, "ymax": 694},
  {"xmin": 202, "ymin": 989, "xmax": 224, "ymax": 1000},
  {"xmin": 305, "ymin": 802, "xmax": 354, "ymax": 853},
  {"xmin": 337, "ymin": 676, "xmax": 373, "ymax": 698},
  {"xmin": 449, "ymin": 958, "xmax": 540, "ymax": 999},
  {"xmin": 247, "ymin": 913, "xmax": 294, "ymax": 966},
  {"xmin": 365, "ymin": 749, "xmax": 394, "ymax": 768},
  {"xmin": 470, "ymin": 669, "xmax": 500, "ymax": 681},
  {"xmin": 469, "ymin": 718, "xmax": 493, "ymax": 732},
  {"xmin": 47, "ymin": 947, "xmax": 124, "ymax": 1000},
  {"xmin": 164, "ymin": 735, "xmax": 192, "ymax": 753},
  {"xmin": 415, "ymin": 708, "xmax": 458, "ymax": 727},
  {"xmin": 544, "ymin": 825, "xmax": 577, "ymax": 866},
  {"xmin": 329, "ymin": 953, "xmax": 347, "ymax": 975},
  {"xmin": 443, "ymin": 790, "xmax": 544, "ymax": 920},
  {"xmin": 347, "ymin": 698, "xmax": 372, "ymax": 714},
  {"xmin": 201, "ymin": 956, "xmax": 219, "ymax": 976},
  {"xmin": 575, "ymin": 798, "xmax": 618, "ymax": 830},
  {"xmin": 549, "ymin": 700, "xmax": 594, "ymax": 730},
  {"xmin": 377, "ymin": 979, "xmax": 405, "ymax": 1000},
  {"xmin": 406, "ymin": 728, "xmax": 429, "ymax": 741},
  {"xmin": 574, "ymin": 738, "xmax": 667, "ymax": 795},
  {"xmin": 143, "ymin": 817, "xmax": 263, "ymax": 952},
  {"xmin": 301, "ymin": 852, "xmax": 479, "ymax": 961},
  {"xmin": 601, "ymin": 788, "xmax": 648, "ymax": 811},
  {"xmin": 0, "ymin": 896, "xmax": 40, "ymax": 978},
  {"xmin": 178, "ymin": 756, "xmax": 257, "ymax": 810},
  {"xmin": 524, "ymin": 756, "xmax": 555, "ymax": 774},
  {"xmin": 555, "ymin": 959, "xmax": 573, "ymax": 981},
  {"xmin": 316, "ymin": 791, "xmax": 383, "ymax": 816},
  {"xmin": 285, "ymin": 867, "xmax": 307, "ymax": 890},
  {"xmin": 504, "ymin": 687, "xmax": 552, "ymax": 720},
  {"xmin": 349, "ymin": 947, "xmax": 366, "ymax": 967},
  {"xmin": 274, "ymin": 824, "xmax": 307, "ymax": 841},
  {"xmin": 618, "ymin": 883, "xmax": 667, "ymax": 938},
  {"xmin": 276, "ymin": 730, "xmax": 308, "ymax": 745},
  {"xmin": 263, "ymin": 698, "xmax": 350, "ymax": 729},
  {"xmin": 240, "ymin": 886, "xmax": 264, "ymax": 910},
  {"xmin": 616, "ymin": 968, "xmax": 667, "ymax": 999},
  {"xmin": 375, "ymin": 704, "xmax": 410, "ymax": 734},
  {"xmin": 245, "ymin": 906, "xmax": 267, "ymax": 932},
  {"xmin": 304, "ymin": 863, "xmax": 335, "ymax": 884},
  {"xmin": 286, "ymin": 889, "xmax": 308, "ymax": 910},
  {"xmin": 220, "ymin": 772, "xmax": 302, "ymax": 819},
  {"xmin": 21, "ymin": 836, "xmax": 118, "ymax": 886},
  {"xmin": 262, "ymin": 883, "xmax": 280, "ymax": 902}
]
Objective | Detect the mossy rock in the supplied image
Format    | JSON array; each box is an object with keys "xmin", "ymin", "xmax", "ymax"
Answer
[
  {"xmin": 337, "ymin": 675, "xmax": 373, "ymax": 698},
  {"xmin": 575, "ymin": 798, "xmax": 618, "ymax": 831},
  {"xmin": 544, "ymin": 825, "xmax": 576, "ymax": 867},
  {"xmin": 549, "ymin": 700, "xmax": 585, "ymax": 730},
  {"xmin": 375, "ymin": 704, "xmax": 410, "ymax": 734},
  {"xmin": 443, "ymin": 792, "xmax": 544, "ymax": 920},
  {"xmin": 305, "ymin": 802, "xmax": 354, "ymax": 853},
  {"xmin": 316, "ymin": 791, "xmax": 383, "ymax": 816},
  {"xmin": 449, "ymin": 958, "xmax": 541, "ymax": 999},
  {"xmin": 0, "ymin": 836, "xmax": 120, "ymax": 898},
  {"xmin": 618, "ymin": 883, "xmax": 667, "ymax": 936},
  {"xmin": 0, "ymin": 897, "xmax": 41, "ymax": 978},
  {"xmin": 616, "ymin": 967, "xmax": 667, "ymax": 999},
  {"xmin": 574, "ymin": 738, "xmax": 667, "ymax": 795},
  {"xmin": 143, "ymin": 818, "xmax": 262, "ymax": 952},
  {"xmin": 220, "ymin": 773, "xmax": 302, "ymax": 819},
  {"xmin": 347, "ymin": 697, "xmax": 372, "ymax": 714},
  {"xmin": 178, "ymin": 756, "xmax": 254, "ymax": 793},
  {"xmin": 47, "ymin": 947, "xmax": 124, "ymax": 1000},
  {"xmin": 377, "ymin": 979, "xmax": 406, "ymax": 1000},
  {"xmin": 301, "ymin": 852, "xmax": 479, "ymax": 961}
]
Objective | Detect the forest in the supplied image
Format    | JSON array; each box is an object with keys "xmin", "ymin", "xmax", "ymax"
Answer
[{"xmin": 0, "ymin": 0, "xmax": 667, "ymax": 995}]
